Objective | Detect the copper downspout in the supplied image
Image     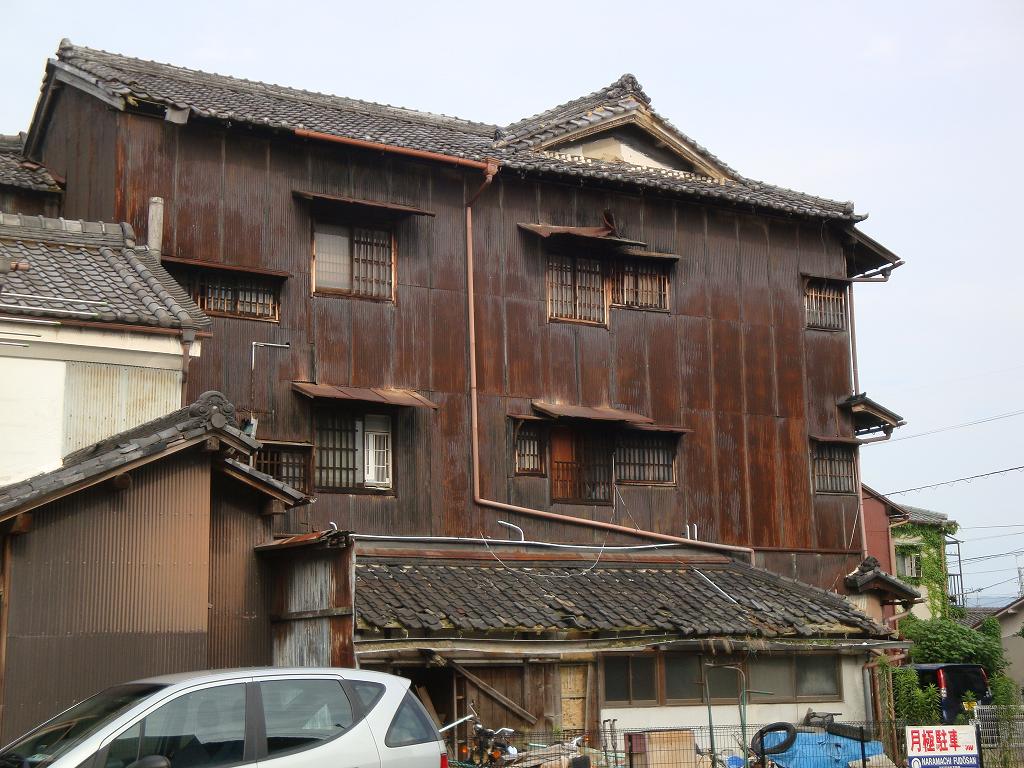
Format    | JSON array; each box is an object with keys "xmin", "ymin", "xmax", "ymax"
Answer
[{"xmin": 463, "ymin": 164, "xmax": 753, "ymax": 556}]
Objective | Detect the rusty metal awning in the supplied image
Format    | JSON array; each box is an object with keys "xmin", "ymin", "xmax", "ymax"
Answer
[
  {"xmin": 531, "ymin": 400, "xmax": 653, "ymax": 424},
  {"xmin": 517, "ymin": 222, "xmax": 646, "ymax": 248},
  {"xmin": 292, "ymin": 382, "xmax": 438, "ymax": 409},
  {"xmin": 293, "ymin": 190, "xmax": 435, "ymax": 217},
  {"xmin": 625, "ymin": 422, "xmax": 692, "ymax": 434}
]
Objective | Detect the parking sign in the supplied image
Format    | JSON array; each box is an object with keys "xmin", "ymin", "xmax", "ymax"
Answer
[{"xmin": 905, "ymin": 725, "xmax": 981, "ymax": 767}]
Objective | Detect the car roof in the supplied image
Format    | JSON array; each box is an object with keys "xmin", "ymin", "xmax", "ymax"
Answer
[
  {"xmin": 910, "ymin": 663, "xmax": 984, "ymax": 671},
  {"xmin": 131, "ymin": 667, "xmax": 404, "ymax": 687}
]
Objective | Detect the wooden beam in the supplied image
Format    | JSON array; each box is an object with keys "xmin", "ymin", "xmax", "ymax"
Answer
[
  {"xmin": 271, "ymin": 607, "xmax": 352, "ymax": 623},
  {"xmin": 9, "ymin": 514, "xmax": 31, "ymax": 536},
  {"xmin": 443, "ymin": 657, "xmax": 538, "ymax": 725}
]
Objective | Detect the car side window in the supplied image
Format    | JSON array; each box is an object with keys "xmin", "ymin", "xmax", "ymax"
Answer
[
  {"xmin": 347, "ymin": 681, "xmax": 386, "ymax": 714},
  {"xmin": 105, "ymin": 684, "xmax": 246, "ymax": 768},
  {"xmin": 260, "ymin": 680, "xmax": 355, "ymax": 757},
  {"xmin": 384, "ymin": 692, "xmax": 437, "ymax": 748}
]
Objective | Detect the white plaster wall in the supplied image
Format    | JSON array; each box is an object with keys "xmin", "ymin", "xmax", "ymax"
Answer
[
  {"xmin": 600, "ymin": 656, "xmax": 869, "ymax": 736},
  {"xmin": 998, "ymin": 610, "xmax": 1024, "ymax": 691},
  {"xmin": 0, "ymin": 356, "xmax": 66, "ymax": 485}
]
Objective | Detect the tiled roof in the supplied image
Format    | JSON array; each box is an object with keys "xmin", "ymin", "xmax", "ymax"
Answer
[
  {"xmin": 901, "ymin": 505, "xmax": 952, "ymax": 526},
  {"xmin": 0, "ymin": 133, "xmax": 60, "ymax": 193},
  {"xmin": 0, "ymin": 391, "xmax": 305, "ymax": 516},
  {"xmin": 355, "ymin": 558, "xmax": 888, "ymax": 639},
  {"xmin": 958, "ymin": 607, "xmax": 998, "ymax": 628},
  {"xmin": 844, "ymin": 557, "xmax": 920, "ymax": 601},
  {"xmin": 45, "ymin": 42, "xmax": 860, "ymax": 222},
  {"xmin": 0, "ymin": 212, "xmax": 209, "ymax": 329}
]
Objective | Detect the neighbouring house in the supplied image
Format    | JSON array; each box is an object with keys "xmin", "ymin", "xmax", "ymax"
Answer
[
  {"xmin": 859, "ymin": 484, "xmax": 924, "ymax": 625},
  {"xmin": 1, "ymin": 39, "xmax": 913, "ymax": 739},
  {"xmin": 962, "ymin": 598, "xmax": 1024, "ymax": 693},
  {"xmin": 891, "ymin": 505, "xmax": 960, "ymax": 619},
  {"xmin": 0, "ymin": 212, "xmax": 208, "ymax": 484},
  {"xmin": 0, "ymin": 133, "xmax": 61, "ymax": 216},
  {"xmin": 0, "ymin": 391, "xmax": 307, "ymax": 739}
]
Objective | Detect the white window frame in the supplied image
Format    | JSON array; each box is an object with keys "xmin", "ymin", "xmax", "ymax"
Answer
[{"xmin": 362, "ymin": 414, "xmax": 392, "ymax": 489}]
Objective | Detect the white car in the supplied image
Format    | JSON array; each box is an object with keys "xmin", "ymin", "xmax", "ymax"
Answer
[{"xmin": 0, "ymin": 668, "xmax": 446, "ymax": 768}]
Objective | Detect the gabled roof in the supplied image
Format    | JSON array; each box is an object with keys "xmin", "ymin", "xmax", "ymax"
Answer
[
  {"xmin": 0, "ymin": 212, "xmax": 209, "ymax": 329},
  {"xmin": 0, "ymin": 133, "xmax": 60, "ymax": 193},
  {"xmin": 0, "ymin": 391, "xmax": 306, "ymax": 518},
  {"xmin": 354, "ymin": 556, "xmax": 888, "ymax": 639},
  {"xmin": 844, "ymin": 556, "xmax": 921, "ymax": 603},
  {"xmin": 900, "ymin": 505, "xmax": 952, "ymax": 527},
  {"xmin": 29, "ymin": 41, "xmax": 868, "ymax": 224}
]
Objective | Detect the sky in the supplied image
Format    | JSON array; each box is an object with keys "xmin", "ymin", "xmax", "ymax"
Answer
[{"xmin": 1, "ymin": 1, "xmax": 1021, "ymax": 604}]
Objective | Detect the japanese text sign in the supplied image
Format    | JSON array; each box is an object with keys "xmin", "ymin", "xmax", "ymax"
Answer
[{"xmin": 906, "ymin": 725, "xmax": 980, "ymax": 767}]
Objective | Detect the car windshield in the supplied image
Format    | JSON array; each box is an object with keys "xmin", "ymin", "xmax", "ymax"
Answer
[{"xmin": 0, "ymin": 684, "xmax": 166, "ymax": 768}]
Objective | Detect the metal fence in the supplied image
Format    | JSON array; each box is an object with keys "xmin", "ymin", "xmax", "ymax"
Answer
[
  {"xmin": 450, "ymin": 721, "xmax": 907, "ymax": 767},
  {"xmin": 975, "ymin": 705, "xmax": 1024, "ymax": 768}
]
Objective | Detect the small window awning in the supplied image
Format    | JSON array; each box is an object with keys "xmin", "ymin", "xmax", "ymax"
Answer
[
  {"xmin": 840, "ymin": 393, "xmax": 905, "ymax": 436},
  {"xmin": 842, "ymin": 226, "xmax": 902, "ymax": 277},
  {"xmin": 292, "ymin": 382, "xmax": 438, "ymax": 409},
  {"xmin": 810, "ymin": 434, "xmax": 863, "ymax": 445},
  {"xmin": 293, "ymin": 190, "xmax": 435, "ymax": 217},
  {"xmin": 531, "ymin": 400, "xmax": 653, "ymax": 424},
  {"xmin": 517, "ymin": 222, "xmax": 646, "ymax": 248}
]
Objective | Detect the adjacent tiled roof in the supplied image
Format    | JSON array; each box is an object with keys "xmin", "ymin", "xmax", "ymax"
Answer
[
  {"xmin": 0, "ymin": 133, "xmax": 60, "ymax": 193},
  {"xmin": 844, "ymin": 557, "xmax": 920, "ymax": 601},
  {"xmin": 958, "ymin": 607, "xmax": 998, "ymax": 628},
  {"xmin": 355, "ymin": 558, "xmax": 888, "ymax": 639},
  {"xmin": 0, "ymin": 212, "xmax": 209, "ymax": 329},
  {"xmin": 43, "ymin": 41, "xmax": 861, "ymax": 222},
  {"xmin": 0, "ymin": 391, "xmax": 304, "ymax": 516},
  {"xmin": 901, "ymin": 505, "xmax": 952, "ymax": 526}
]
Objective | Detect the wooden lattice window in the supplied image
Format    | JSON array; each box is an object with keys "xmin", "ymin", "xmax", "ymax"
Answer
[
  {"xmin": 253, "ymin": 443, "xmax": 311, "ymax": 494},
  {"xmin": 514, "ymin": 422, "xmax": 545, "ymax": 475},
  {"xmin": 811, "ymin": 441, "xmax": 857, "ymax": 494},
  {"xmin": 314, "ymin": 222, "xmax": 394, "ymax": 300},
  {"xmin": 804, "ymin": 279, "xmax": 847, "ymax": 330},
  {"xmin": 615, "ymin": 434, "xmax": 676, "ymax": 484},
  {"xmin": 611, "ymin": 259, "xmax": 669, "ymax": 310},
  {"xmin": 314, "ymin": 409, "xmax": 393, "ymax": 491},
  {"xmin": 547, "ymin": 254, "xmax": 605, "ymax": 323},
  {"xmin": 169, "ymin": 266, "xmax": 280, "ymax": 320},
  {"xmin": 550, "ymin": 426, "xmax": 612, "ymax": 503}
]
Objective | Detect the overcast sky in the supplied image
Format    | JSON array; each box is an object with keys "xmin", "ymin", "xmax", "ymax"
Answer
[{"xmin": 2, "ymin": 1, "xmax": 1021, "ymax": 604}]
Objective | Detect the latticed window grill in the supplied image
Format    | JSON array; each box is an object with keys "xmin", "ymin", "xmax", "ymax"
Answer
[
  {"xmin": 547, "ymin": 254, "xmax": 605, "ymax": 323},
  {"xmin": 172, "ymin": 268, "xmax": 280, "ymax": 320},
  {"xmin": 804, "ymin": 280, "xmax": 847, "ymax": 330},
  {"xmin": 254, "ymin": 444, "xmax": 311, "ymax": 494},
  {"xmin": 314, "ymin": 223, "xmax": 394, "ymax": 300},
  {"xmin": 514, "ymin": 422, "xmax": 545, "ymax": 475},
  {"xmin": 615, "ymin": 434, "xmax": 676, "ymax": 484},
  {"xmin": 812, "ymin": 442, "xmax": 857, "ymax": 494},
  {"xmin": 315, "ymin": 409, "xmax": 359, "ymax": 490},
  {"xmin": 611, "ymin": 259, "xmax": 669, "ymax": 310},
  {"xmin": 550, "ymin": 428, "xmax": 612, "ymax": 503}
]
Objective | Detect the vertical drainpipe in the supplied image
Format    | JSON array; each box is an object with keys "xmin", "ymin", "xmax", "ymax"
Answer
[{"xmin": 848, "ymin": 282, "xmax": 868, "ymax": 557}]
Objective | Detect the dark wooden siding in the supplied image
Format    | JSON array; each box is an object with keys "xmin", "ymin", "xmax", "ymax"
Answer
[
  {"xmin": 0, "ymin": 188, "xmax": 59, "ymax": 217},
  {"xmin": 101, "ymin": 111, "xmax": 862, "ymax": 564}
]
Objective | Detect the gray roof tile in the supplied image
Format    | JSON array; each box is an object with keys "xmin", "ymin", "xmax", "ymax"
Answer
[
  {"xmin": 0, "ymin": 134, "xmax": 60, "ymax": 193},
  {"xmin": 354, "ymin": 558, "xmax": 888, "ymax": 639},
  {"xmin": 49, "ymin": 42, "xmax": 860, "ymax": 222},
  {"xmin": 0, "ymin": 212, "xmax": 209, "ymax": 329}
]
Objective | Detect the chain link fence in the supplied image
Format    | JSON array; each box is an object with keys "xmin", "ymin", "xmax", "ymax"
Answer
[{"xmin": 975, "ymin": 705, "xmax": 1024, "ymax": 767}]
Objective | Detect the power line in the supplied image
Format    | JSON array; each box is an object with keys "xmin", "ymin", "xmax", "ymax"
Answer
[
  {"xmin": 878, "ymin": 409, "xmax": 1024, "ymax": 444},
  {"xmin": 959, "ymin": 524, "xmax": 1024, "ymax": 530},
  {"xmin": 963, "ymin": 575, "xmax": 1021, "ymax": 595},
  {"xmin": 883, "ymin": 465, "xmax": 1024, "ymax": 496},
  {"xmin": 962, "ymin": 548, "xmax": 1024, "ymax": 564},
  {"xmin": 959, "ymin": 531, "xmax": 1024, "ymax": 543}
]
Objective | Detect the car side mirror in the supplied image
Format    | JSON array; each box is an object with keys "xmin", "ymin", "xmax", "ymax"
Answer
[{"xmin": 125, "ymin": 755, "xmax": 171, "ymax": 768}]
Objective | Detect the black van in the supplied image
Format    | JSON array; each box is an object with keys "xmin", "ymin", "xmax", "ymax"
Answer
[{"xmin": 910, "ymin": 663, "xmax": 993, "ymax": 723}]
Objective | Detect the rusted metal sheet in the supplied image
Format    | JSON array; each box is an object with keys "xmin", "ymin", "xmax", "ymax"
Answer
[
  {"xmin": 531, "ymin": 401, "xmax": 652, "ymax": 423},
  {"xmin": 208, "ymin": 476, "xmax": 272, "ymax": 668},
  {"xmin": 2, "ymin": 452, "xmax": 210, "ymax": 739},
  {"xmin": 63, "ymin": 362, "xmax": 181, "ymax": 454},
  {"xmin": 291, "ymin": 381, "xmax": 437, "ymax": 409}
]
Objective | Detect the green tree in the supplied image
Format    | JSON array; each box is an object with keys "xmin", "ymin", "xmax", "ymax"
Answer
[{"xmin": 901, "ymin": 615, "xmax": 1006, "ymax": 675}]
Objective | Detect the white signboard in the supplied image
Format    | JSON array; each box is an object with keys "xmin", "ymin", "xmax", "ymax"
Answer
[{"xmin": 905, "ymin": 725, "xmax": 980, "ymax": 768}]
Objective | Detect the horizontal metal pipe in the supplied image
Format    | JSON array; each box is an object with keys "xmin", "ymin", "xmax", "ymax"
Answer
[
  {"xmin": 352, "ymin": 533, "xmax": 686, "ymax": 551},
  {"xmin": 293, "ymin": 128, "xmax": 493, "ymax": 170}
]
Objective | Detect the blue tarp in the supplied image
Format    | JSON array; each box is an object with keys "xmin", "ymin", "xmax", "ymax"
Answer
[{"xmin": 760, "ymin": 729, "xmax": 885, "ymax": 768}]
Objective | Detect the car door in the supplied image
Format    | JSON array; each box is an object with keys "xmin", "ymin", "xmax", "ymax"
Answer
[
  {"xmin": 372, "ymin": 690, "xmax": 444, "ymax": 768},
  {"xmin": 97, "ymin": 681, "xmax": 252, "ymax": 768},
  {"xmin": 253, "ymin": 674, "xmax": 380, "ymax": 768}
]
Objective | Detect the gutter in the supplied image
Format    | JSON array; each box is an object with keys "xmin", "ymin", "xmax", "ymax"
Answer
[{"xmin": 292, "ymin": 128, "xmax": 492, "ymax": 171}]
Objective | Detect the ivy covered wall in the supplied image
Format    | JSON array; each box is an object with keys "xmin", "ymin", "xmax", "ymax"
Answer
[{"xmin": 893, "ymin": 521, "xmax": 956, "ymax": 619}]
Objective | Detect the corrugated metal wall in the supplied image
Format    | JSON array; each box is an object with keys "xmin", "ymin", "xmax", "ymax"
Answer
[
  {"xmin": 2, "ymin": 451, "xmax": 211, "ymax": 740},
  {"xmin": 272, "ymin": 554, "xmax": 333, "ymax": 668},
  {"xmin": 63, "ymin": 362, "xmax": 181, "ymax": 454},
  {"xmin": 208, "ymin": 476, "xmax": 273, "ymax": 668}
]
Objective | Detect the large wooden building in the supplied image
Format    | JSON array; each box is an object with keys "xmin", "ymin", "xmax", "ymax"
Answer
[{"xmin": 0, "ymin": 40, "xmax": 913, "ymax": 740}]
